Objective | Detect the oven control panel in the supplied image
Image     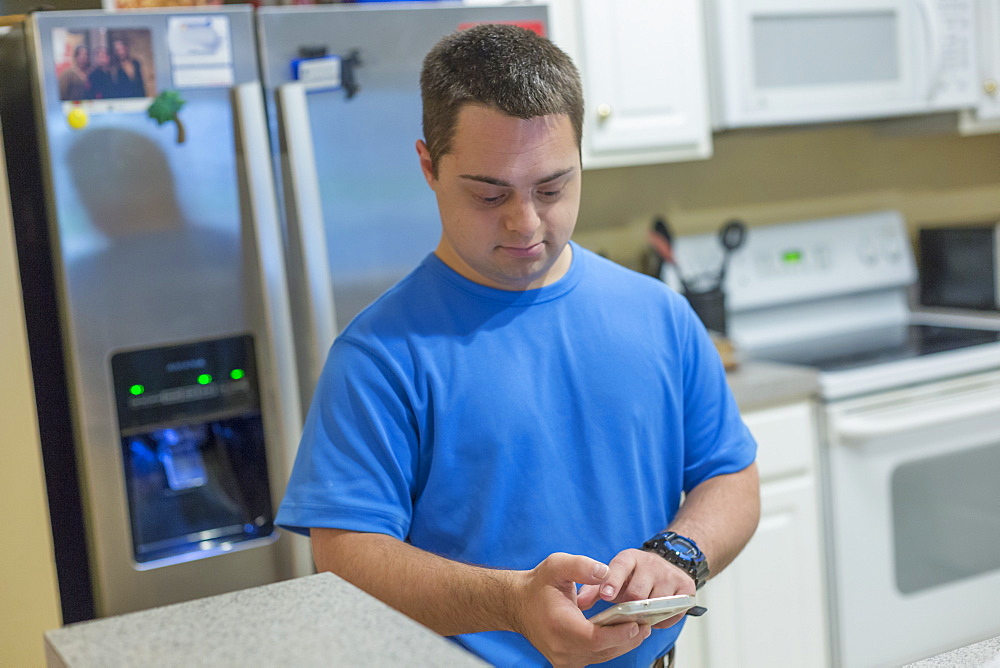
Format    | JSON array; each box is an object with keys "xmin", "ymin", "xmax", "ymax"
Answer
[{"xmin": 664, "ymin": 210, "xmax": 918, "ymax": 312}]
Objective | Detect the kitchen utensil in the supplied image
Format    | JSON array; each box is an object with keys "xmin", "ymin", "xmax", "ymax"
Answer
[
  {"xmin": 648, "ymin": 216, "xmax": 693, "ymax": 292},
  {"xmin": 716, "ymin": 219, "xmax": 747, "ymax": 286}
]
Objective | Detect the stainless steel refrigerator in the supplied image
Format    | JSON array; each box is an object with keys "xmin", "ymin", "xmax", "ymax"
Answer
[
  {"xmin": 0, "ymin": 5, "xmax": 311, "ymax": 620},
  {"xmin": 255, "ymin": 1, "xmax": 549, "ymax": 408}
]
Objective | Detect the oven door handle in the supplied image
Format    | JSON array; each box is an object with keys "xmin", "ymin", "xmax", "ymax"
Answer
[{"xmin": 833, "ymin": 391, "xmax": 1000, "ymax": 441}]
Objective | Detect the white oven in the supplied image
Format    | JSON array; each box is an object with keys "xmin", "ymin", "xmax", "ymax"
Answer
[
  {"xmin": 706, "ymin": 0, "xmax": 979, "ymax": 128},
  {"xmin": 668, "ymin": 210, "xmax": 1000, "ymax": 667},
  {"xmin": 824, "ymin": 369, "xmax": 1000, "ymax": 667}
]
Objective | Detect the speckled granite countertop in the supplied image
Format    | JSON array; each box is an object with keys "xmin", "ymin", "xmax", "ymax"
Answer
[
  {"xmin": 903, "ymin": 635, "xmax": 1000, "ymax": 667},
  {"xmin": 44, "ymin": 572, "xmax": 486, "ymax": 668},
  {"xmin": 727, "ymin": 360, "xmax": 820, "ymax": 411}
]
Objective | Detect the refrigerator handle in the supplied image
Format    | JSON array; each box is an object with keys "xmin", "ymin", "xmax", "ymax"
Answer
[
  {"xmin": 276, "ymin": 82, "xmax": 338, "ymax": 406},
  {"xmin": 231, "ymin": 81, "xmax": 312, "ymax": 580}
]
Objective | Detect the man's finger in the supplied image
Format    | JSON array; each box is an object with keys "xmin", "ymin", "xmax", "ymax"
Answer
[
  {"xmin": 599, "ymin": 550, "xmax": 639, "ymax": 600},
  {"xmin": 543, "ymin": 552, "xmax": 610, "ymax": 586},
  {"xmin": 590, "ymin": 620, "xmax": 652, "ymax": 654},
  {"xmin": 576, "ymin": 583, "xmax": 601, "ymax": 610},
  {"xmin": 652, "ymin": 612, "xmax": 685, "ymax": 630}
]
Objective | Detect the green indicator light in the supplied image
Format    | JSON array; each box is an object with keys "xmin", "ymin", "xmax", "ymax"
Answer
[
  {"xmin": 130, "ymin": 384, "xmax": 144, "ymax": 396},
  {"xmin": 782, "ymin": 250, "xmax": 803, "ymax": 264},
  {"xmin": 230, "ymin": 369, "xmax": 245, "ymax": 380},
  {"xmin": 197, "ymin": 374, "xmax": 212, "ymax": 385}
]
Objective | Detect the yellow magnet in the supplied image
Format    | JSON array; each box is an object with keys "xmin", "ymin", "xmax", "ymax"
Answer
[{"xmin": 67, "ymin": 107, "xmax": 88, "ymax": 130}]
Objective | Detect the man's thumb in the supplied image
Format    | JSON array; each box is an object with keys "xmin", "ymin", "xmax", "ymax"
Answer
[{"xmin": 545, "ymin": 552, "xmax": 609, "ymax": 585}]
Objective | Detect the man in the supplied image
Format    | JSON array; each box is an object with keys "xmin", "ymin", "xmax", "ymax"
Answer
[{"xmin": 276, "ymin": 24, "xmax": 759, "ymax": 667}]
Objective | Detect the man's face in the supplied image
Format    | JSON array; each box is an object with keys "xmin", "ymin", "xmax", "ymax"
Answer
[
  {"xmin": 417, "ymin": 104, "xmax": 581, "ymax": 291},
  {"xmin": 75, "ymin": 47, "xmax": 90, "ymax": 70}
]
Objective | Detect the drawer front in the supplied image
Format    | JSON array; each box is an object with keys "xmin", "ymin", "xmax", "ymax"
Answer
[{"xmin": 742, "ymin": 401, "xmax": 817, "ymax": 481}]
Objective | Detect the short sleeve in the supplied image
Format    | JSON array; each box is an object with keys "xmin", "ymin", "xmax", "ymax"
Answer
[
  {"xmin": 678, "ymin": 306, "xmax": 757, "ymax": 491},
  {"xmin": 275, "ymin": 338, "xmax": 419, "ymax": 539}
]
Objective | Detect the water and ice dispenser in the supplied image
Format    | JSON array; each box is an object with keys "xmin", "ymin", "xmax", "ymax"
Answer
[{"xmin": 112, "ymin": 335, "xmax": 275, "ymax": 567}]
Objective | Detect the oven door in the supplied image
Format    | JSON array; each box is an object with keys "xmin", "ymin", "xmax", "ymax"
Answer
[{"xmin": 823, "ymin": 369, "xmax": 1000, "ymax": 667}]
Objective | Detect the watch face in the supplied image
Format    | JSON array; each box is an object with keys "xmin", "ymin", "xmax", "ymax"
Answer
[{"xmin": 666, "ymin": 535, "xmax": 698, "ymax": 560}]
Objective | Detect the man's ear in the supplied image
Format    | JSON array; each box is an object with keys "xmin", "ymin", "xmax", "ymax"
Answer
[{"xmin": 416, "ymin": 140, "xmax": 436, "ymax": 188}]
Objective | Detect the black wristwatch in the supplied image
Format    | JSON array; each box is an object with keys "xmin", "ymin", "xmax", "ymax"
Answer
[{"xmin": 642, "ymin": 531, "xmax": 710, "ymax": 590}]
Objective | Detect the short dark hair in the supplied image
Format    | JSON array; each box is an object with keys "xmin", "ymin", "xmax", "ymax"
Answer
[{"xmin": 420, "ymin": 23, "xmax": 583, "ymax": 177}]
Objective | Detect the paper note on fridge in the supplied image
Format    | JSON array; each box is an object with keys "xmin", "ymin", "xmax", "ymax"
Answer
[{"xmin": 168, "ymin": 16, "xmax": 232, "ymax": 68}]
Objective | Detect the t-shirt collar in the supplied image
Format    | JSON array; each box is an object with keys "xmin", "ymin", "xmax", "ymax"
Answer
[{"xmin": 424, "ymin": 241, "xmax": 584, "ymax": 305}]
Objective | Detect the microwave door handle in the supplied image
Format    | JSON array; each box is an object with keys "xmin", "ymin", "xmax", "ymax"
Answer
[
  {"xmin": 916, "ymin": 0, "xmax": 944, "ymax": 99},
  {"xmin": 276, "ymin": 81, "xmax": 338, "ymax": 408},
  {"xmin": 833, "ymin": 390, "xmax": 1000, "ymax": 441},
  {"xmin": 231, "ymin": 81, "xmax": 313, "ymax": 578}
]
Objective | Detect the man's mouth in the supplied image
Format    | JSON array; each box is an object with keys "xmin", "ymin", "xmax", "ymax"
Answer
[{"xmin": 499, "ymin": 242, "xmax": 544, "ymax": 257}]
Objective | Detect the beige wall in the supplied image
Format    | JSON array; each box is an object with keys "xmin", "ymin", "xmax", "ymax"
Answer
[
  {"xmin": 0, "ymin": 131, "xmax": 62, "ymax": 665},
  {"xmin": 573, "ymin": 118, "xmax": 1000, "ymax": 271}
]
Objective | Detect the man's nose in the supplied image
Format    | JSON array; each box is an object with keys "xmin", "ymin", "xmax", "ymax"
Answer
[{"xmin": 503, "ymin": 194, "xmax": 542, "ymax": 236}]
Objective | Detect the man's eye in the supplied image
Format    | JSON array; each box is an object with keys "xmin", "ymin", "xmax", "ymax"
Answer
[
  {"xmin": 480, "ymin": 194, "xmax": 505, "ymax": 205},
  {"xmin": 538, "ymin": 189, "xmax": 562, "ymax": 200}
]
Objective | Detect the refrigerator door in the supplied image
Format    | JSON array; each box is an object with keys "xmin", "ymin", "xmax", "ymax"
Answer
[
  {"xmin": 22, "ymin": 6, "xmax": 306, "ymax": 617},
  {"xmin": 256, "ymin": 2, "xmax": 549, "ymax": 407}
]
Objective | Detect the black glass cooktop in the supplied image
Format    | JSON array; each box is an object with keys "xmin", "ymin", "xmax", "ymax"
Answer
[{"xmin": 749, "ymin": 324, "xmax": 1000, "ymax": 373}]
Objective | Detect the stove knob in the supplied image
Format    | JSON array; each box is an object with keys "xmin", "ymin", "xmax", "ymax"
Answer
[
  {"xmin": 858, "ymin": 237, "xmax": 879, "ymax": 265},
  {"xmin": 880, "ymin": 231, "xmax": 904, "ymax": 263}
]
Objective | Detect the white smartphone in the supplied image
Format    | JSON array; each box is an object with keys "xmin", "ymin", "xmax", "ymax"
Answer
[{"xmin": 590, "ymin": 594, "xmax": 700, "ymax": 627}]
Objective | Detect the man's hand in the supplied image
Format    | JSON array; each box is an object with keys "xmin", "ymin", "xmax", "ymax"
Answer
[
  {"xmin": 576, "ymin": 548, "xmax": 695, "ymax": 630},
  {"xmin": 312, "ymin": 531, "xmax": 660, "ymax": 664},
  {"xmin": 510, "ymin": 552, "xmax": 653, "ymax": 667}
]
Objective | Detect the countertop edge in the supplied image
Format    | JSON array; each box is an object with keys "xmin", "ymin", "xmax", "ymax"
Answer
[{"xmin": 727, "ymin": 360, "xmax": 820, "ymax": 412}]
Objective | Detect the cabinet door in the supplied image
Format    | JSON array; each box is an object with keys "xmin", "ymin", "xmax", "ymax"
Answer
[
  {"xmin": 959, "ymin": 0, "xmax": 1000, "ymax": 134},
  {"xmin": 744, "ymin": 401, "xmax": 815, "ymax": 481},
  {"xmin": 699, "ymin": 476, "xmax": 830, "ymax": 668},
  {"xmin": 676, "ymin": 402, "xmax": 830, "ymax": 668},
  {"xmin": 576, "ymin": 0, "xmax": 712, "ymax": 167}
]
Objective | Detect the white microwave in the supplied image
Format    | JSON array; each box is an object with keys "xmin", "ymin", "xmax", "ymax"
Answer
[{"xmin": 707, "ymin": 0, "xmax": 980, "ymax": 128}]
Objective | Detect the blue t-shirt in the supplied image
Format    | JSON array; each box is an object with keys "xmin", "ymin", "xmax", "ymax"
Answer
[{"xmin": 277, "ymin": 243, "xmax": 756, "ymax": 666}]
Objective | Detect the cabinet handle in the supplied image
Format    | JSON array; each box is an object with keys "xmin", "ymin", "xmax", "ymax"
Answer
[{"xmin": 596, "ymin": 103, "xmax": 612, "ymax": 121}]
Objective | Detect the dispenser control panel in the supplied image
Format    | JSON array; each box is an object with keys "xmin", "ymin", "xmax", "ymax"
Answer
[{"xmin": 111, "ymin": 335, "xmax": 274, "ymax": 568}]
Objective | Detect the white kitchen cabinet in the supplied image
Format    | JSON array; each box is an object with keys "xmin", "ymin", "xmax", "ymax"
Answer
[
  {"xmin": 544, "ymin": 0, "xmax": 713, "ymax": 168},
  {"xmin": 676, "ymin": 401, "xmax": 830, "ymax": 668},
  {"xmin": 959, "ymin": 0, "xmax": 1000, "ymax": 135}
]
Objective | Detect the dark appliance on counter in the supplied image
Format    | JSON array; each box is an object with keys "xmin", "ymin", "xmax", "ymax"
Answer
[{"xmin": 919, "ymin": 222, "xmax": 1000, "ymax": 311}]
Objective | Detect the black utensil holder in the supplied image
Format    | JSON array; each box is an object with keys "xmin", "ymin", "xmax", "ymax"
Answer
[{"xmin": 683, "ymin": 286, "xmax": 727, "ymax": 335}]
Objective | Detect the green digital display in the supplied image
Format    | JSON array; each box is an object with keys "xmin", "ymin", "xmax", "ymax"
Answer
[
  {"xmin": 130, "ymin": 384, "xmax": 145, "ymax": 396},
  {"xmin": 197, "ymin": 374, "xmax": 213, "ymax": 385},
  {"xmin": 230, "ymin": 369, "xmax": 245, "ymax": 380},
  {"xmin": 782, "ymin": 250, "xmax": 804, "ymax": 264}
]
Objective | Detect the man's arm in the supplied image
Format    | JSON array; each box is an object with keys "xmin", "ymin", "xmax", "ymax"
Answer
[
  {"xmin": 577, "ymin": 462, "xmax": 761, "ymax": 618},
  {"xmin": 667, "ymin": 460, "xmax": 761, "ymax": 575},
  {"xmin": 311, "ymin": 529, "xmax": 651, "ymax": 666}
]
